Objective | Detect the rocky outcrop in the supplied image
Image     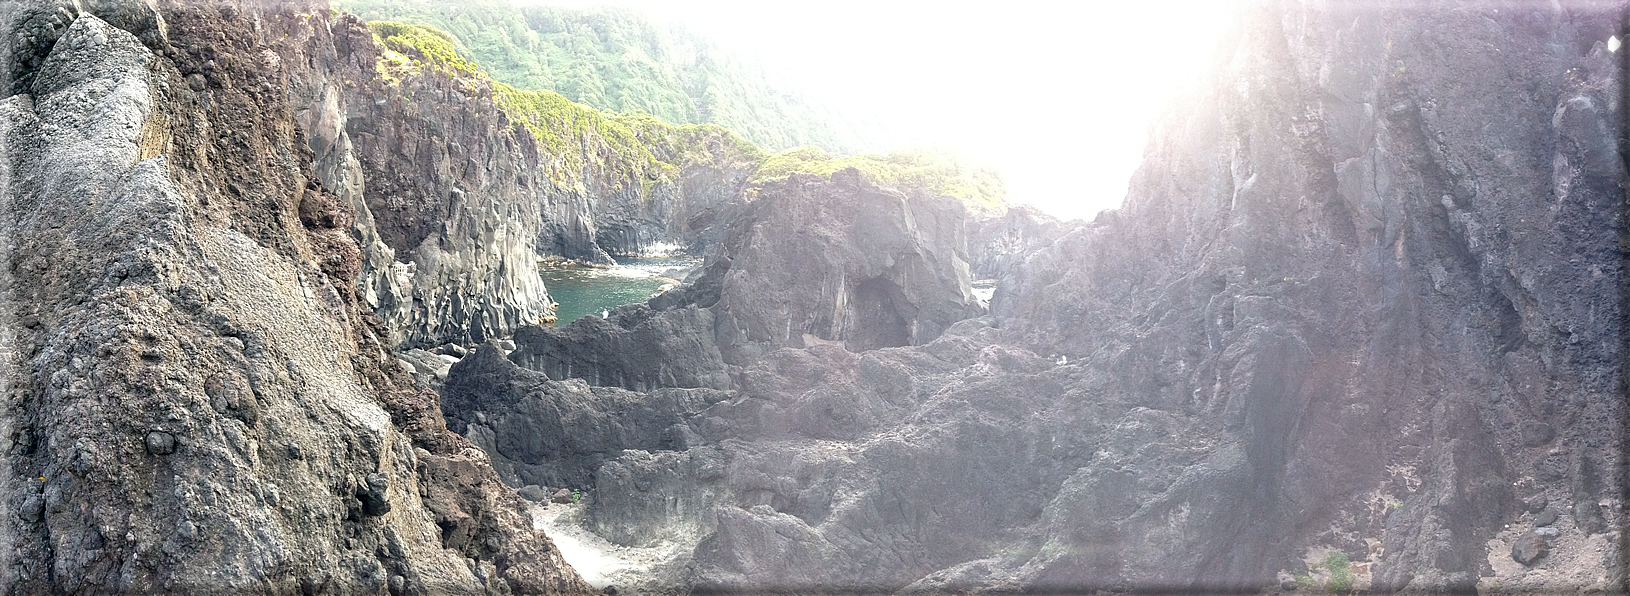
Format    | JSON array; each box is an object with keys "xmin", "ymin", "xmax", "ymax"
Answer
[
  {"xmin": 0, "ymin": 4, "xmax": 592, "ymax": 593},
  {"xmin": 294, "ymin": 18, "xmax": 761, "ymax": 349},
  {"xmin": 439, "ymin": 345, "xmax": 730, "ymax": 493},
  {"xmin": 964, "ymin": 204, "xmax": 1067, "ymax": 280},
  {"xmin": 441, "ymin": 0, "xmax": 1625, "ymax": 594},
  {"xmin": 659, "ymin": 169, "xmax": 986, "ymax": 364},
  {"xmin": 500, "ymin": 168, "xmax": 985, "ymax": 391},
  {"xmin": 508, "ymin": 304, "xmax": 732, "ymax": 392}
]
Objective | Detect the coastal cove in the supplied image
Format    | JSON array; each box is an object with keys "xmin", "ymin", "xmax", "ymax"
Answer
[{"xmin": 539, "ymin": 257, "xmax": 701, "ymax": 325}]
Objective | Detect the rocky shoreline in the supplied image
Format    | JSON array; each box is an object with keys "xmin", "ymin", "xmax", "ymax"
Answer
[{"xmin": 0, "ymin": 0, "xmax": 1622, "ymax": 593}]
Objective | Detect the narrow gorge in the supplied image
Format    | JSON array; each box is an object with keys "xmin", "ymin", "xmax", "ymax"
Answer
[{"xmin": 0, "ymin": 0, "xmax": 1624, "ymax": 594}]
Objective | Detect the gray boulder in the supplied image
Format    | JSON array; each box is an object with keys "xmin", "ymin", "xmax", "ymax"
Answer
[
  {"xmin": 517, "ymin": 484, "xmax": 550, "ymax": 503},
  {"xmin": 508, "ymin": 304, "xmax": 732, "ymax": 391},
  {"xmin": 1511, "ymin": 533, "xmax": 1547, "ymax": 566}
]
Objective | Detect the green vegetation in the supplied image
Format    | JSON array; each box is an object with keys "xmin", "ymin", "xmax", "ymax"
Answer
[
  {"xmin": 753, "ymin": 145, "xmax": 1007, "ymax": 212},
  {"xmin": 1295, "ymin": 573, "xmax": 1317, "ymax": 591},
  {"xmin": 1294, "ymin": 551, "xmax": 1356, "ymax": 594},
  {"xmin": 369, "ymin": 21, "xmax": 484, "ymax": 77},
  {"xmin": 1324, "ymin": 552, "xmax": 1354, "ymax": 593},
  {"xmin": 489, "ymin": 80, "xmax": 764, "ymax": 190},
  {"xmin": 356, "ymin": 15, "xmax": 1001, "ymax": 211},
  {"xmin": 335, "ymin": 0, "xmax": 878, "ymax": 153}
]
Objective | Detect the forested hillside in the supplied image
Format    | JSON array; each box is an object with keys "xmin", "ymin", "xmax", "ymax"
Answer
[{"xmin": 335, "ymin": 0, "xmax": 879, "ymax": 153}]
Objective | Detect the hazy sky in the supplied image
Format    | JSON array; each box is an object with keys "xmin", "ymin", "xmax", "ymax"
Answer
[{"xmin": 535, "ymin": 1, "xmax": 1243, "ymax": 220}]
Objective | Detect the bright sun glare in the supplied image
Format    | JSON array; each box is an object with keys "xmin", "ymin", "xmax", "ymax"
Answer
[{"xmin": 523, "ymin": 0, "xmax": 1243, "ymax": 220}]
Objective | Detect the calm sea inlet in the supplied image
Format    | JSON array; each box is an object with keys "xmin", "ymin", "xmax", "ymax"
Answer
[{"xmin": 538, "ymin": 257, "xmax": 702, "ymax": 325}]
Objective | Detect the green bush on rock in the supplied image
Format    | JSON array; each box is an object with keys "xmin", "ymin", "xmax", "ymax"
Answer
[
  {"xmin": 754, "ymin": 145, "xmax": 1007, "ymax": 213},
  {"xmin": 1323, "ymin": 551, "xmax": 1353, "ymax": 593}
]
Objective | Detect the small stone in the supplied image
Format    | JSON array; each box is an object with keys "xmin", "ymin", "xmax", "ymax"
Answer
[
  {"xmin": 177, "ymin": 520, "xmax": 198, "ymax": 540},
  {"xmin": 1534, "ymin": 509, "xmax": 1558, "ymax": 527},
  {"xmin": 1511, "ymin": 532, "xmax": 1547, "ymax": 566},
  {"xmin": 387, "ymin": 574, "xmax": 406, "ymax": 595},
  {"xmin": 286, "ymin": 443, "xmax": 303, "ymax": 459},
  {"xmin": 1524, "ymin": 494, "xmax": 1548, "ymax": 513},
  {"xmin": 186, "ymin": 73, "xmax": 206, "ymax": 91},
  {"xmin": 145, "ymin": 431, "xmax": 176, "ymax": 455},
  {"xmin": 1535, "ymin": 526, "xmax": 1560, "ymax": 538},
  {"xmin": 516, "ymin": 485, "xmax": 548, "ymax": 503},
  {"xmin": 551, "ymin": 488, "xmax": 574, "ymax": 504}
]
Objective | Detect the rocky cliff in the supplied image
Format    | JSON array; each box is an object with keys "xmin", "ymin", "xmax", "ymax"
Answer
[
  {"xmin": 2, "ymin": 0, "xmax": 1623, "ymax": 593},
  {"xmin": 994, "ymin": 0, "xmax": 1625, "ymax": 590},
  {"xmin": 965, "ymin": 204, "xmax": 1067, "ymax": 280},
  {"xmin": 439, "ymin": 0, "xmax": 1627, "ymax": 594},
  {"xmin": 299, "ymin": 19, "xmax": 761, "ymax": 349},
  {"xmin": 0, "ymin": 1, "xmax": 595, "ymax": 592}
]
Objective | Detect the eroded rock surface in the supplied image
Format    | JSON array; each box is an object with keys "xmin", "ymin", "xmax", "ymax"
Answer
[
  {"xmin": 965, "ymin": 204, "xmax": 1067, "ymax": 280},
  {"xmin": 714, "ymin": 170, "xmax": 984, "ymax": 361},
  {"xmin": 293, "ymin": 11, "xmax": 758, "ymax": 349},
  {"xmin": 0, "ymin": 5, "xmax": 592, "ymax": 593},
  {"xmin": 441, "ymin": 0, "xmax": 1625, "ymax": 594},
  {"xmin": 508, "ymin": 304, "xmax": 732, "ymax": 392}
]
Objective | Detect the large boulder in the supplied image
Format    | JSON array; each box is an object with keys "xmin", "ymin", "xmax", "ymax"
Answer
[
  {"xmin": 440, "ymin": 344, "xmax": 731, "ymax": 489},
  {"xmin": 508, "ymin": 304, "xmax": 732, "ymax": 392}
]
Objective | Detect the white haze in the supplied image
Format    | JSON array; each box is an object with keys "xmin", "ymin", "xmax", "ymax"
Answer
[{"xmin": 528, "ymin": 1, "xmax": 1243, "ymax": 221}]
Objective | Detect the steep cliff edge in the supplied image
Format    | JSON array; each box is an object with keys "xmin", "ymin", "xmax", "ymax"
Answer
[{"xmin": 0, "ymin": 3, "xmax": 592, "ymax": 593}]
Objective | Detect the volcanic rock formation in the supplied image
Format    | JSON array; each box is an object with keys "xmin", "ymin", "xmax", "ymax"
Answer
[
  {"xmin": 1, "ymin": 0, "xmax": 1624, "ymax": 593},
  {"xmin": 0, "ymin": 2, "xmax": 593, "ymax": 592},
  {"xmin": 440, "ymin": 0, "xmax": 1627, "ymax": 594},
  {"xmin": 298, "ymin": 14, "xmax": 759, "ymax": 349}
]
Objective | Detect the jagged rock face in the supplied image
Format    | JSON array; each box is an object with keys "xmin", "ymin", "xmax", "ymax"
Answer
[
  {"xmin": 965, "ymin": 204, "xmax": 1066, "ymax": 280},
  {"xmin": 293, "ymin": 17, "xmax": 757, "ymax": 349},
  {"xmin": 440, "ymin": 345, "xmax": 730, "ymax": 492},
  {"xmin": 703, "ymin": 169, "xmax": 985, "ymax": 363},
  {"xmin": 995, "ymin": 0, "xmax": 1624, "ymax": 591},
  {"xmin": 0, "ymin": 5, "xmax": 591, "ymax": 594},
  {"xmin": 440, "ymin": 1, "xmax": 1623, "ymax": 595},
  {"xmin": 506, "ymin": 169, "xmax": 986, "ymax": 390},
  {"xmin": 300, "ymin": 19, "xmax": 557, "ymax": 350},
  {"xmin": 508, "ymin": 304, "xmax": 732, "ymax": 392}
]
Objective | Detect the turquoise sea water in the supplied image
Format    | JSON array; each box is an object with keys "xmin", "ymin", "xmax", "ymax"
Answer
[{"xmin": 539, "ymin": 257, "xmax": 702, "ymax": 325}]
